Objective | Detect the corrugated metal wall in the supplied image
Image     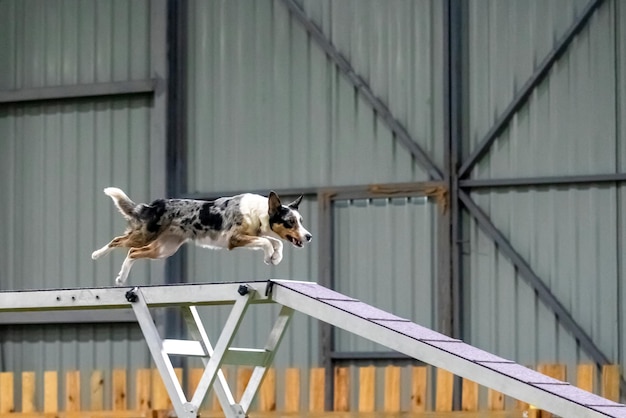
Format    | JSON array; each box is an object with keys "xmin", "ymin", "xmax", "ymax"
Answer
[
  {"xmin": 463, "ymin": 0, "xmax": 625, "ymax": 383},
  {"xmin": 333, "ymin": 197, "xmax": 437, "ymax": 353},
  {"xmin": 186, "ymin": 0, "xmax": 443, "ymax": 192},
  {"xmin": 468, "ymin": 0, "xmax": 613, "ymax": 179},
  {"xmin": 0, "ymin": 0, "xmax": 157, "ymax": 411},
  {"xmin": 619, "ymin": 0, "xmax": 626, "ymax": 376},
  {"xmin": 0, "ymin": 0, "xmax": 150, "ymax": 89}
]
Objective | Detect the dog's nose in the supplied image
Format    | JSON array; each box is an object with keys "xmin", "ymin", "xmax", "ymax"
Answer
[{"xmin": 305, "ymin": 233, "xmax": 312, "ymax": 242}]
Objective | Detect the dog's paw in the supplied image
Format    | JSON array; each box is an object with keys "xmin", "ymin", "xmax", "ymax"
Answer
[
  {"xmin": 115, "ymin": 276, "xmax": 126, "ymax": 286},
  {"xmin": 270, "ymin": 248, "xmax": 283, "ymax": 265},
  {"xmin": 91, "ymin": 249, "xmax": 102, "ymax": 260}
]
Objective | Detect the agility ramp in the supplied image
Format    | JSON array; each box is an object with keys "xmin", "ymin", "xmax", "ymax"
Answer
[{"xmin": 1, "ymin": 280, "xmax": 625, "ymax": 418}]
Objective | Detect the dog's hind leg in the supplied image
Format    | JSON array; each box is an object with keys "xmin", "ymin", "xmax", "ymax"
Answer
[
  {"xmin": 115, "ymin": 250, "xmax": 136, "ymax": 286},
  {"xmin": 92, "ymin": 234, "xmax": 133, "ymax": 260},
  {"xmin": 115, "ymin": 235, "xmax": 186, "ymax": 285},
  {"xmin": 92, "ymin": 244, "xmax": 114, "ymax": 260}
]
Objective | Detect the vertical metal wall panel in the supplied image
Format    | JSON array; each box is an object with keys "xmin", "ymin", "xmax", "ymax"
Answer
[
  {"xmin": 465, "ymin": 187, "xmax": 619, "ymax": 369},
  {"xmin": 618, "ymin": 0, "xmax": 626, "ymax": 373},
  {"xmin": 186, "ymin": 0, "xmax": 443, "ymax": 192},
  {"xmin": 0, "ymin": 98, "xmax": 156, "ymax": 408},
  {"xmin": 0, "ymin": 0, "xmax": 150, "ymax": 89},
  {"xmin": 467, "ymin": 0, "xmax": 612, "ymax": 179},
  {"xmin": 301, "ymin": 0, "xmax": 445, "ymax": 171},
  {"xmin": 0, "ymin": 98, "xmax": 156, "ymax": 291},
  {"xmin": 187, "ymin": 199, "xmax": 319, "ymax": 368},
  {"xmin": 332, "ymin": 198, "xmax": 437, "ymax": 353}
]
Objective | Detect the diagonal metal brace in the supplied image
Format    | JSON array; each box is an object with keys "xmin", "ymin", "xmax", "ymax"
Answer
[{"xmin": 130, "ymin": 288, "xmax": 197, "ymax": 417}]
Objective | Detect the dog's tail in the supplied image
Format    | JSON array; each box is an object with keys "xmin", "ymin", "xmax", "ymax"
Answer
[{"xmin": 103, "ymin": 187, "xmax": 139, "ymax": 221}]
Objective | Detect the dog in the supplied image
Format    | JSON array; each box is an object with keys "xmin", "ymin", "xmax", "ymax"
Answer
[{"xmin": 91, "ymin": 187, "xmax": 312, "ymax": 285}]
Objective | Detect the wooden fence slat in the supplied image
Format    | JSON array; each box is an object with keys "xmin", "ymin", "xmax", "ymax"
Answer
[
  {"xmin": 410, "ymin": 366, "xmax": 427, "ymax": 412},
  {"xmin": 602, "ymin": 364, "xmax": 620, "ymax": 402},
  {"xmin": 21, "ymin": 371, "xmax": 35, "ymax": 413},
  {"xmin": 44, "ymin": 371, "xmax": 58, "ymax": 413},
  {"xmin": 187, "ymin": 368, "xmax": 203, "ymax": 396},
  {"xmin": 135, "ymin": 369, "xmax": 151, "ymax": 411},
  {"xmin": 461, "ymin": 378, "xmax": 479, "ymax": 411},
  {"xmin": 537, "ymin": 364, "xmax": 567, "ymax": 418},
  {"xmin": 284, "ymin": 368, "xmax": 300, "ymax": 413},
  {"xmin": 383, "ymin": 365, "xmax": 401, "ymax": 412},
  {"xmin": 236, "ymin": 368, "xmax": 253, "ymax": 403},
  {"xmin": 435, "ymin": 368, "xmax": 454, "ymax": 412},
  {"xmin": 259, "ymin": 368, "xmax": 276, "ymax": 411},
  {"xmin": 577, "ymin": 364, "xmax": 595, "ymax": 393},
  {"xmin": 90, "ymin": 370, "xmax": 104, "ymax": 411},
  {"xmin": 148, "ymin": 367, "xmax": 183, "ymax": 412},
  {"xmin": 333, "ymin": 367, "xmax": 350, "ymax": 412},
  {"xmin": 488, "ymin": 388, "xmax": 505, "ymax": 411},
  {"xmin": 151, "ymin": 368, "xmax": 168, "ymax": 411},
  {"xmin": 357, "ymin": 366, "xmax": 375, "ymax": 412},
  {"xmin": 113, "ymin": 369, "xmax": 127, "ymax": 410},
  {"xmin": 65, "ymin": 370, "xmax": 80, "ymax": 412},
  {"xmin": 0, "ymin": 372, "xmax": 14, "ymax": 413},
  {"xmin": 309, "ymin": 368, "xmax": 325, "ymax": 412}
]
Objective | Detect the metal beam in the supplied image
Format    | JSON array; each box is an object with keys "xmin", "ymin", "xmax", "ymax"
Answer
[
  {"xmin": 279, "ymin": 0, "xmax": 443, "ymax": 181},
  {"xmin": 164, "ymin": 0, "xmax": 189, "ymax": 346},
  {"xmin": 181, "ymin": 181, "xmax": 444, "ymax": 202},
  {"xmin": 0, "ymin": 80, "xmax": 154, "ymax": 104},
  {"xmin": 460, "ymin": 172, "xmax": 626, "ymax": 189},
  {"xmin": 445, "ymin": 0, "xmax": 466, "ymax": 409},
  {"xmin": 458, "ymin": 190, "xmax": 618, "ymax": 375},
  {"xmin": 458, "ymin": 0, "xmax": 605, "ymax": 179},
  {"xmin": 0, "ymin": 310, "xmax": 136, "ymax": 325}
]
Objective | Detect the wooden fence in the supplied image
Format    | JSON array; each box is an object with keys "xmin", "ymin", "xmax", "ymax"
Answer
[{"xmin": 0, "ymin": 364, "xmax": 620, "ymax": 417}]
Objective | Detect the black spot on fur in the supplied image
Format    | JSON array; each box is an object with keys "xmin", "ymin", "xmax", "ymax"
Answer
[
  {"xmin": 140, "ymin": 199, "xmax": 167, "ymax": 233},
  {"xmin": 199, "ymin": 202, "xmax": 223, "ymax": 230},
  {"xmin": 193, "ymin": 222, "xmax": 203, "ymax": 230}
]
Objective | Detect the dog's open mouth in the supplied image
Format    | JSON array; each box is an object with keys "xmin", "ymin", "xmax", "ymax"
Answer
[{"xmin": 287, "ymin": 235, "xmax": 303, "ymax": 248}]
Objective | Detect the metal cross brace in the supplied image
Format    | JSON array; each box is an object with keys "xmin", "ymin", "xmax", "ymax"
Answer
[{"xmin": 129, "ymin": 285, "xmax": 293, "ymax": 418}]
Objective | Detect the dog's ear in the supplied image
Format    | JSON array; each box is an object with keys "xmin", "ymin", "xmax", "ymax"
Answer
[
  {"xmin": 288, "ymin": 195, "xmax": 303, "ymax": 210},
  {"xmin": 268, "ymin": 191, "xmax": 282, "ymax": 216}
]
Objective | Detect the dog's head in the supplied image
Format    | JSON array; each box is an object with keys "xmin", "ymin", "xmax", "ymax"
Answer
[{"xmin": 268, "ymin": 191, "xmax": 312, "ymax": 248}]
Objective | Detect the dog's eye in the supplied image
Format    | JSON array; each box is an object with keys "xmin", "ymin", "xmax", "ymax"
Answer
[{"xmin": 283, "ymin": 220, "xmax": 294, "ymax": 228}]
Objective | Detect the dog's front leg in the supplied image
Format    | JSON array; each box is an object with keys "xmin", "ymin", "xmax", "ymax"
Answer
[
  {"xmin": 265, "ymin": 237, "xmax": 283, "ymax": 265},
  {"xmin": 229, "ymin": 234, "xmax": 280, "ymax": 265}
]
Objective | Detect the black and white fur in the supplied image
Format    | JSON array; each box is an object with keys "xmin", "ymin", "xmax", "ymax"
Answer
[{"xmin": 92, "ymin": 187, "xmax": 312, "ymax": 285}]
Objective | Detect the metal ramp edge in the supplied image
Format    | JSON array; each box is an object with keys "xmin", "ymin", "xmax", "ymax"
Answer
[{"xmin": 268, "ymin": 280, "xmax": 626, "ymax": 418}]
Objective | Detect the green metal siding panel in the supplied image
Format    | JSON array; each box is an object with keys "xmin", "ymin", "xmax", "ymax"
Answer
[
  {"xmin": 0, "ymin": 98, "xmax": 156, "ymax": 291},
  {"xmin": 0, "ymin": 0, "xmax": 150, "ymax": 89},
  {"xmin": 467, "ymin": 0, "xmax": 613, "ymax": 179},
  {"xmin": 333, "ymin": 198, "xmax": 437, "ymax": 353},
  {"xmin": 186, "ymin": 0, "xmax": 443, "ymax": 192},
  {"xmin": 465, "ymin": 187, "xmax": 619, "ymax": 368}
]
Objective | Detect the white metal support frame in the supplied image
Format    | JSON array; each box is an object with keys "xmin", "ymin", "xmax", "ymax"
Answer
[
  {"xmin": 1, "ymin": 280, "xmax": 625, "ymax": 418},
  {"xmin": 125, "ymin": 283, "xmax": 291, "ymax": 418}
]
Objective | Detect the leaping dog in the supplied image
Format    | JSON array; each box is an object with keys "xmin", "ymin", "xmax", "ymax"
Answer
[{"xmin": 92, "ymin": 187, "xmax": 312, "ymax": 285}]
